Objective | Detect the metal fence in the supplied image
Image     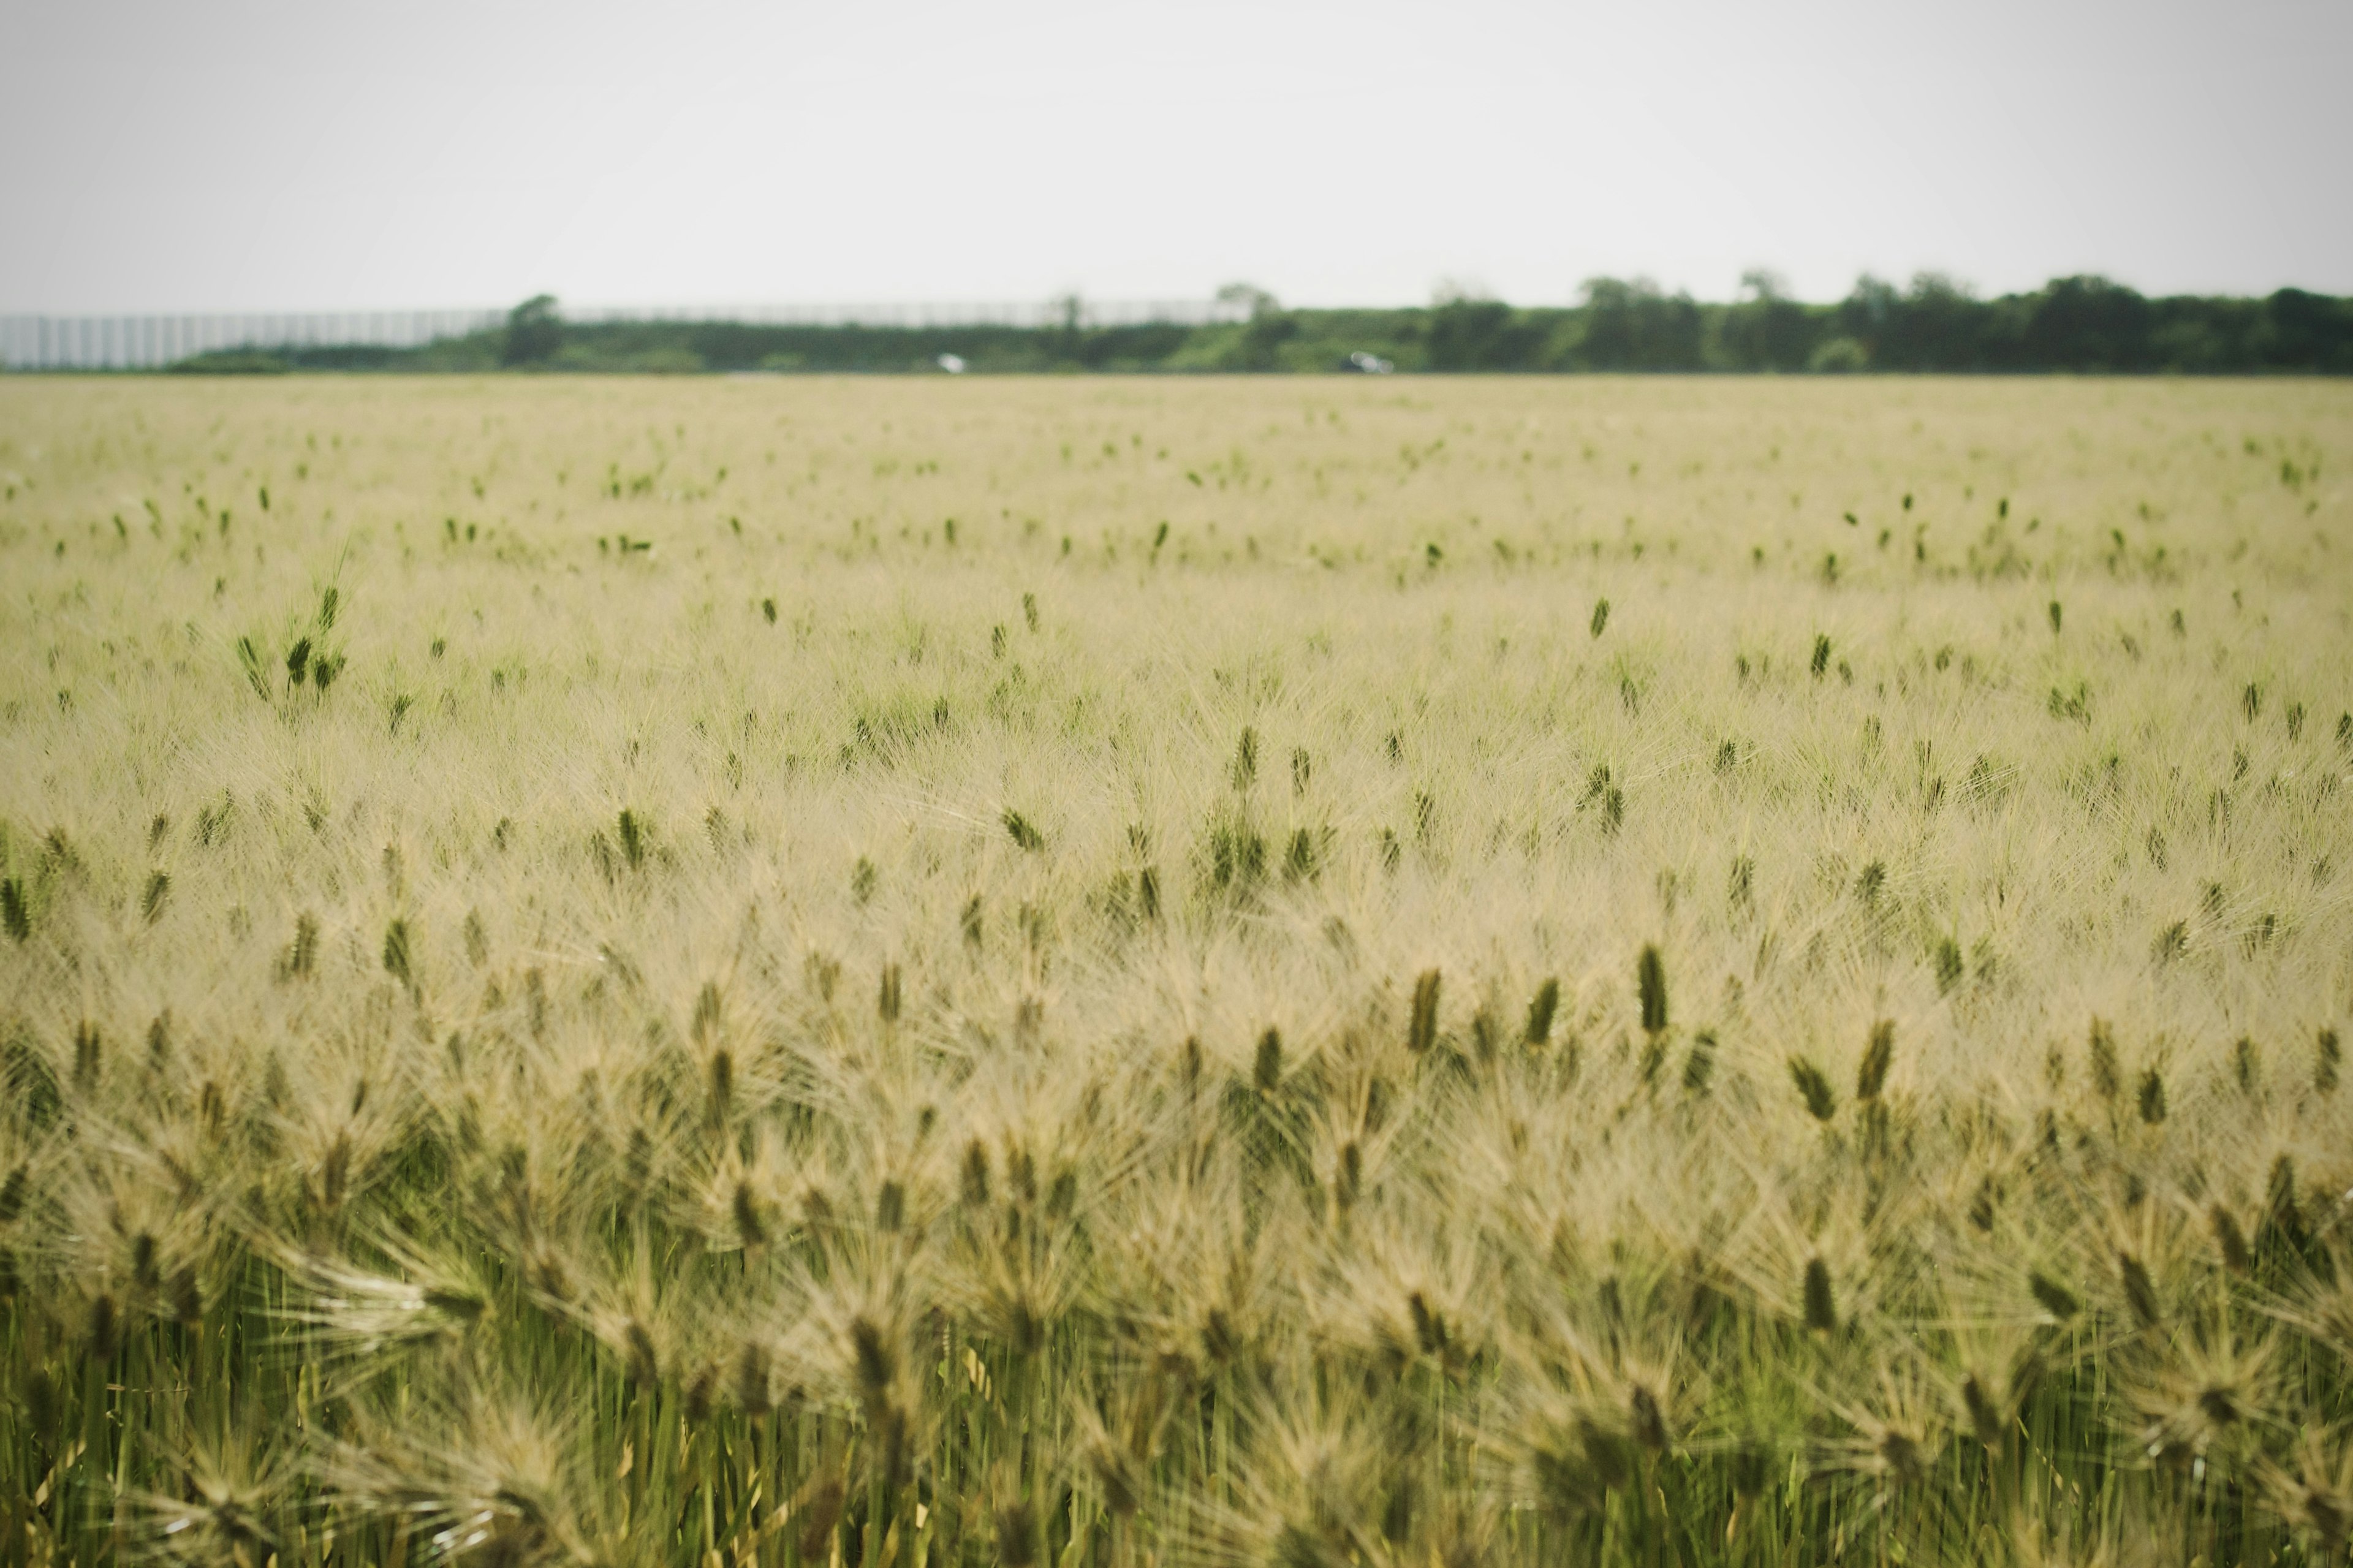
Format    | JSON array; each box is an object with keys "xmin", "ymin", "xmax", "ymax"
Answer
[
  {"xmin": 0, "ymin": 298, "xmax": 1251, "ymax": 370},
  {"xmin": 0, "ymin": 309, "xmax": 505, "ymax": 371}
]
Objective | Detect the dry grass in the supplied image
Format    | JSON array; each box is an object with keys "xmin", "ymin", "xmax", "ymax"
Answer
[{"xmin": 1, "ymin": 373, "xmax": 2351, "ymax": 1567}]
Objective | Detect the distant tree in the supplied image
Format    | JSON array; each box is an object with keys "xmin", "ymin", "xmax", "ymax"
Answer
[
  {"xmin": 1721, "ymin": 268, "xmax": 1817, "ymax": 371},
  {"xmin": 1240, "ymin": 311, "xmax": 1298, "ymax": 371},
  {"xmin": 502, "ymin": 295, "xmax": 564, "ymax": 366},
  {"xmin": 1835, "ymin": 274, "xmax": 1892, "ymax": 362},
  {"xmin": 1885, "ymin": 273, "xmax": 1985, "ymax": 370},
  {"xmin": 1836, "ymin": 275, "xmax": 1959, "ymax": 369},
  {"xmin": 1426, "ymin": 289, "xmax": 1536, "ymax": 370},
  {"xmin": 1216, "ymin": 281, "xmax": 1282, "ymax": 317},
  {"xmin": 1214, "ymin": 282, "xmax": 1297, "ymax": 369},
  {"xmin": 1042, "ymin": 292, "xmax": 1088, "ymax": 367},
  {"xmin": 2018, "ymin": 276, "xmax": 2152, "ymax": 372},
  {"xmin": 2145, "ymin": 303, "xmax": 2237, "ymax": 373},
  {"xmin": 2254, "ymin": 287, "xmax": 2353, "ymax": 371},
  {"xmin": 1575, "ymin": 278, "xmax": 1703, "ymax": 370}
]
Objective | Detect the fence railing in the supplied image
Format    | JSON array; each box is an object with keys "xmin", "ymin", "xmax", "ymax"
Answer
[
  {"xmin": 0, "ymin": 298, "xmax": 1250, "ymax": 370},
  {"xmin": 0, "ymin": 309, "xmax": 506, "ymax": 371}
]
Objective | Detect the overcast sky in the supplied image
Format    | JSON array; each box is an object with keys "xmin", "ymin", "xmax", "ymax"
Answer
[{"xmin": 4, "ymin": 0, "xmax": 2347, "ymax": 313}]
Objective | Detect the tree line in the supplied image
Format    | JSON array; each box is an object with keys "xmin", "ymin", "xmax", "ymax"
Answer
[{"xmin": 175, "ymin": 276, "xmax": 2353, "ymax": 375}]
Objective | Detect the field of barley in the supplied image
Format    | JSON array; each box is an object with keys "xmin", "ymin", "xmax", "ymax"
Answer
[{"xmin": 2, "ymin": 373, "xmax": 2351, "ymax": 1568}]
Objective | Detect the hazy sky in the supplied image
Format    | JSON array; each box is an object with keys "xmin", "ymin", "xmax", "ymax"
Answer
[{"xmin": 4, "ymin": 0, "xmax": 2347, "ymax": 312}]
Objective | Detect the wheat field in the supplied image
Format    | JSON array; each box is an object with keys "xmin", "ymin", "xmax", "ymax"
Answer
[{"xmin": 2, "ymin": 373, "xmax": 2350, "ymax": 1568}]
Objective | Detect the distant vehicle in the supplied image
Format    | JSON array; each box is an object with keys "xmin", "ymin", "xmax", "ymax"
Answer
[
  {"xmin": 937, "ymin": 353, "xmax": 968, "ymax": 374},
  {"xmin": 1347, "ymin": 351, "xmax": 1394, "ymax": 374}
]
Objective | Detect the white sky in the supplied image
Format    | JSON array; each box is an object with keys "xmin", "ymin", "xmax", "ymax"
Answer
[{"xmin": 3, "ymin": 0, "xmax": 2348, "ymax": 312}]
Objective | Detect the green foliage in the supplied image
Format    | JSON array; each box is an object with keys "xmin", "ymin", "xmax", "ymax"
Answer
[
  {"xmin": 150, "ymin": 278, "xmax": 2353, "ymax": 377},
  {"xmin": 164, "ymin": 349, "xmax": 292, "ymax": 374},
  {"xmin": 501, "ymin": 293, "xmax": 564, "ymax": 366},
  {"xmin": 1574, "ymin": 277, "xmax": 1705, "ymax": 370}
]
